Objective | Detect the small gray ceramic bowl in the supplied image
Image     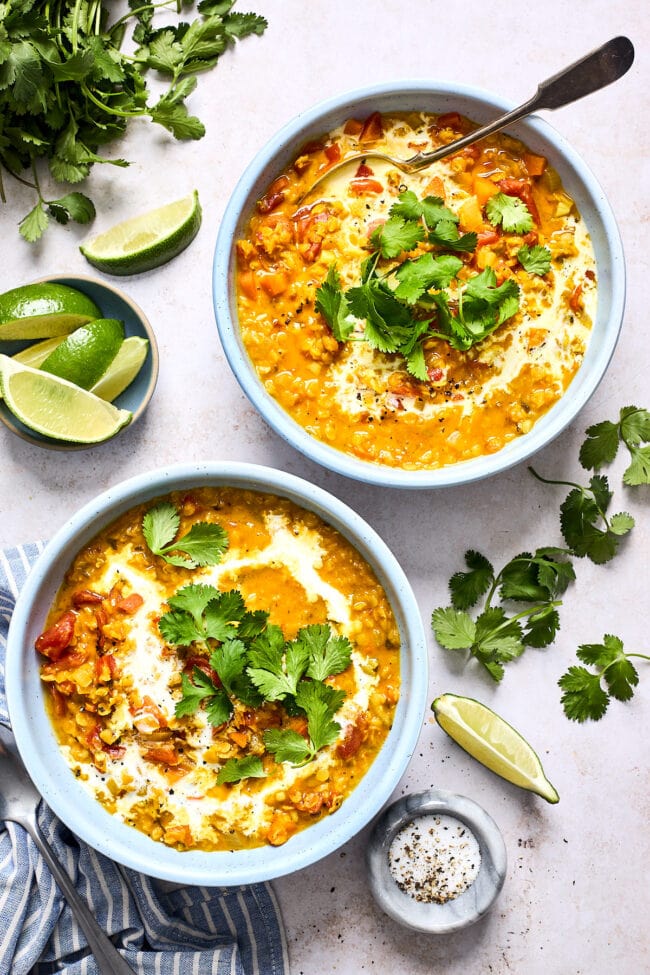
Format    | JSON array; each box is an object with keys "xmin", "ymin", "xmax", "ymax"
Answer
[
  {"xmin": 0, "ymin": 274, "xmax": 158, "ymax": 451},
  {"xmin": 213, "ymin": 80, "xmax": 625, "ymax": 489},
  {"xmin": 366, "ymin": 789, "xmax": 507, "ymax": 933}
]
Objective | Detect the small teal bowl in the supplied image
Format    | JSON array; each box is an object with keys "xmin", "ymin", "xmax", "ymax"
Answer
[
  {"xmin": 5, "ymin": 462, "xmax": 428, "ymax": 885},
  {"xmin": 213, "ymin": 81, "xmax": 625, "ymax": 488},
  {"xmin": 0, "ymin": 274, "xmax": 158, "ymax": 451}
]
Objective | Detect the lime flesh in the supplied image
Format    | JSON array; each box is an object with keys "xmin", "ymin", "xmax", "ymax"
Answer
[
  {"xmin": 80, "ymin": 191, "xmax": 202, "ymax": 276},
  {"xmin": 40, "ymin": 318, "xmax": 125, "ymax": 389},
  {"xmin": 0, "ymin": 355, "xmax": 131, "ymax": 443},
  {"xmin": 90, "ymin": 336, "xmax": 149, "ymax": 401},
  {"xmin": 432, "ymin": 693, "xmax": 559, "ymax": 803},
  {"xmin": 0, "ymin": 283, "xmax": 101, "ymax": 339}
]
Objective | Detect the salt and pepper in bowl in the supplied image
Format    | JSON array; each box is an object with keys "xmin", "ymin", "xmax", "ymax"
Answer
[{"xmin": 366, "ymin": 789, "xmax": 507, "ymax": 933}]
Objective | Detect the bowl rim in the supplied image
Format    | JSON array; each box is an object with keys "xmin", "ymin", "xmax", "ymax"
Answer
[
  {"xmin": 213, "ymin": 79, "xmax": 626, "ymax": 489},
  {"xmin": 6, "ymin": 460, "xmax": 428, "ymax": 885},
  {"xmin": 0, "ymin": 273, "xmax": 159, "ymax": 452}
]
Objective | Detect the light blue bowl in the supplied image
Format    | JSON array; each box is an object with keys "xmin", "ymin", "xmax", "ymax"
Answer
[
  {"xmin": 213, "ymin": 81, "xmax": 625, "ymax": 488},
  {"xmin": 0, "ymin": 273, "xmax": 158, "ymax": 451},
  {"xmin": 5, "ymin": 462, "xmax": 428, "ymax": 885}
]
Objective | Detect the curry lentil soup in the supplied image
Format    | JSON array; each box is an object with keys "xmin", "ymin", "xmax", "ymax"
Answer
[
  {"xmin": 35, "ymin": 487, "xmax": 400, "ymax": 851},
  {"xmin": 235, "ymin": 110, "xmax": 596, "ymax": 470}
]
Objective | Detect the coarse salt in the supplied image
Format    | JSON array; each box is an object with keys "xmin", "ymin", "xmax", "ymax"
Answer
[{"xmin": 388, "ymin": 814, "xmax": 481, "ymax": 904}]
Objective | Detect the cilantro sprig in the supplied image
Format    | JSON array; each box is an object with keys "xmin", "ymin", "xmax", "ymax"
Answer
[
  {"xmin": 529, "ymin": 469, "xmax": 634, "ymax": 565},
  {"xmin": 142, "ymin": 502, "xmax": 229, "ymax": 568},
  {"xmin": 315, "ymin": 189, "xmax": 528, "ymax": 379},
  {"xmin": 431, "ymin": 548, "xmax": 574, "ymax": 681},
  {"xmin": 559, "ymin": 636, "xmax": 650, "ymax": 722},
  {"xmin": 1, "ymin": 1, "xmax": 267, "ymax": 241},
  {"xmin": 579, "ymin": 406, "xmax": 650, "ymax": 485},
  {"xmin": 264, "ymin": 681, "xmax": 347, "ymax": 766}
]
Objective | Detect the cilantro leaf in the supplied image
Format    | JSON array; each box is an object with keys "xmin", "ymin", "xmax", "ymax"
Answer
[
  {"xmin": 485, "ymin": 192, "xmax": 534, "ymax": 233},
  {"xmin": 559, "ymin": 478, "xmax": 633, "ymax": 564},
  {"xmin": 431, "ymin": 607, "xmax": 476, "ymax": 650},
  {"xmin": 296, "ymin": 680, "xmax": 346, "ymax": 753},
  {"xmin": 428, "ymin": 220, "xmax": 477, "ymax": 253},
  {"xmin": 294, "ymin": 624, "xmax": 353, "ymax": 682},
  {"xmin": 517, "ymin": 244, "xmax": 551, "ymax": 275},
  {"xmin": 448, "ymin": 550, "xmax": 494, "ymax": 610},
  {"xmin": 624, "ymin": 446, "xmax": 650, "ymax": 486},
  {"xmin": 142, "ymin": 502, "xmax": 228, "ymax": 568},
  {"xmin": 247, "ymin": 628, "xmax": 309, "ymax": 701},
  {"xmin": 559, "ymin": 665, "xmax": 610, "ymax": 722},
  {"xmin": 315, "ymin": 265, "xmax": 355, "ymax": 341},
  {"xmin": 174, "ymin": 670, "xmax": 214, "ymax": 717},
  {"xmin": 216, "ymin": 755, "xmax": 265, "ymax": 785},
  {"xmin": 393, "ymin": 253, "xmax": 462, "ymax": 304},
  {"xmin": 263, "ymin": 728, "xmax": 311, "ymax": 765},
  {"xmin": 372, "ymin": 214, "xmax": 424, "ymax": 258},
  {"xmin": 579, "ymin": 420, "xmax": 620, "ymax": 470},
  {"xmin": 619, "ymin": 406, "xmax": 650, "ymax": 446}
]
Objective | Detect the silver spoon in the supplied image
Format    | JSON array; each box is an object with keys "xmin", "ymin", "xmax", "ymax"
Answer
[
  {"xmin": 0, "ymin": 724, "xmax": 136, "ymax": 975},
  {"xmin": 304, "ymin": 36, "xmax": 634, "ymax": 197}
]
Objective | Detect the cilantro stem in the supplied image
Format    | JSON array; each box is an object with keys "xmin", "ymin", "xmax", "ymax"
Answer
[
  {"xmin": 110, "ymin": 0, "xmax": 182, "ymax": 32},
  {"xmin": 81, "ymin": 83, "xmax": 147, "ymax": 120},
  {"xmin": 528, "ymin": 466, "xmax": 584, "ymax": 492}
]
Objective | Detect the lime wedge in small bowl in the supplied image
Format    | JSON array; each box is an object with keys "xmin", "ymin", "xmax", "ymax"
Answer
[
  {"xmin": 0, "ymin": 282, "xmax": 101, "ymax": 340},
  {"xmin": 432, "ymin": 692, "xmax": 559, "ymax": 803},
  {"xmin": 0, "ymin": 356, "xmax": 132, "ymax": 444},
  {"xmin": 80, "ymin": 191, "xmax": 202, "ymax": 275}
]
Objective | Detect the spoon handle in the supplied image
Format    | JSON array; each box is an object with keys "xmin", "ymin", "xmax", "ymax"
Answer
[
  {"xmin": 408, "ymin": 36, "xmax": 634, "ymax": 169},
  {"xmin": 24, "ymin": 819, "xmax": 137, "ymax": 975}
]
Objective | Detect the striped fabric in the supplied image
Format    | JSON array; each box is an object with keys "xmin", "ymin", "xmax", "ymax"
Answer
[{"xmin": 0, "ymin": 544, "xmax": 289, "ymax": 975}]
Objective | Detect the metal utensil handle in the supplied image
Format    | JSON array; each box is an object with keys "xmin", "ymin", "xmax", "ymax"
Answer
[
  {"xmin": 408, "ymin": 36, "xmax": 634, "ymax": 169},
  {"xmin": 25, "ymin": 820, "xmax": 137, "ymax": 975}
]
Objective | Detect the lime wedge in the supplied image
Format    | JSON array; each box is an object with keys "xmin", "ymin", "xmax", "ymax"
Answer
[
  {"xmin": 90, "ymin": 336, "xmax": 149, "ymax": 401},
  {"xmin": 80, "ymin": 191, "xmax": 202, "ymax": 276},
  {"xmin": 39, "ymin": 318, "xmax": 125, "ymax": 389},
  {"xmin": 0, "ymin": 283, "xmax": 101, "ymax": 340},
  {"xmin": 0, "ymin": 355, "xmax": 132, "ymax": 443},
  {"xmin": 12, "ymin": 336, "xmax": 66, "ymax": 368},
  {"xmin": 432, "ymin": 693, "xmax": 559, "ymax": 803}
]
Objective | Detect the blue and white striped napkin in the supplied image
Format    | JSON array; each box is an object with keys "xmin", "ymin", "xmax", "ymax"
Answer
[{"xmin": 0, "ymin": 544, "xmax": 290, "ymax": 975}]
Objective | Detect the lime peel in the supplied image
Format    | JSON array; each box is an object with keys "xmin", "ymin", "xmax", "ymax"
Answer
[{"xmin": 432, "ymin": 692, "xmax": 559, "ymax": 804}]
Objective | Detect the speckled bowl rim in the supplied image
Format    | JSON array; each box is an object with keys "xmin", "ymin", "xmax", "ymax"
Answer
[
  {"xmin": 6, "ymin": 461, "xmax": 428, "ymax": 885},
  {"xmin": 366, "ymin": 789, "xmax": 507, "ymax": 933},
  {"xmin": 213, "ymin": 79, "xmax": 625, "ymax": 489},
  {"xmin": 0, "ymin": 273, "xmax": 159, "ymax": 452}
]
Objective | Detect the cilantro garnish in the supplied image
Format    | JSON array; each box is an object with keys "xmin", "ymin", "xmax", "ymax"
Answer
[
  {"xmin": 216, "ymin": 755, "xmax": 265, "ymax": 785},
  {"xmin": 517, "ymin": 244, "xmax": 552, "ymax": 276},
  {"xmin": 579, "ymin": 406, "xmax": 650, "ymax": 485},
  {"xmin": 529, "ymin": 469, "xmax": 634, "ymax": 564},
  {"xmin": 263, "ymin": 681, "xmax": 347, "ymax": 766},
  {"xmin": 485, "ymin": 192, "xmax": 534, "ymax": 234},
  {"xmin": 314, "ymin": 188, "xmax": 521, "ymax": 378},
  {"xmin": 1, "ymin": 2, "xmax": 267, "ymax": 242},
  {"xmin": 142, "ymin": 502, "xmax": 229, "ymax": 568},
  {"xmin": 559, "ymin": 636, "xmax": 650, "ymax": 722},
  {"xmin": 431, "ymin": 548, "xmax": 573, "ymax": 681},
  {"xmin": 163, "ymin": 580, "xmax": 353, "ymax": 764}
]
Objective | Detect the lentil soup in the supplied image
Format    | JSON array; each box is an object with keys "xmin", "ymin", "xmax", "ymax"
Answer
[
  {"xmin": 35, "ymin": 487, "xmax": 400, "ymax": 851},
  {"xmin": 235, "ymin": 110, "xmax": 596, "ymax": 471}
]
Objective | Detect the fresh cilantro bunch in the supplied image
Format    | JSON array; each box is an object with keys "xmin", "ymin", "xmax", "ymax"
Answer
[
  {"xmin": 315, "ymin": 188, "xmax": 529, "ymax": 379},
  {"xmin": 559, "ymin": 635, "xmax": 650, "ymax": 722},
  {"xmin": 0, "ymin": 1, "xmax": 267, "ymax": 241},
  {"xmin": 142, "ymin": 502, "xmax": 229, "ymax": 568},
  {"xmin": 431, "ymin": 548, "xmax": 575, "ymax": 681},
  {"xmin": 579, "ymin": 406, "xmax": 650, "ymax": 486},
  {"xmin": 529, "ymin": 468, "xmax": 634, "ymax": 565},
  {"xmin": 160, "ymin": 582, "xmax": 354, "ymax": 778}
]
